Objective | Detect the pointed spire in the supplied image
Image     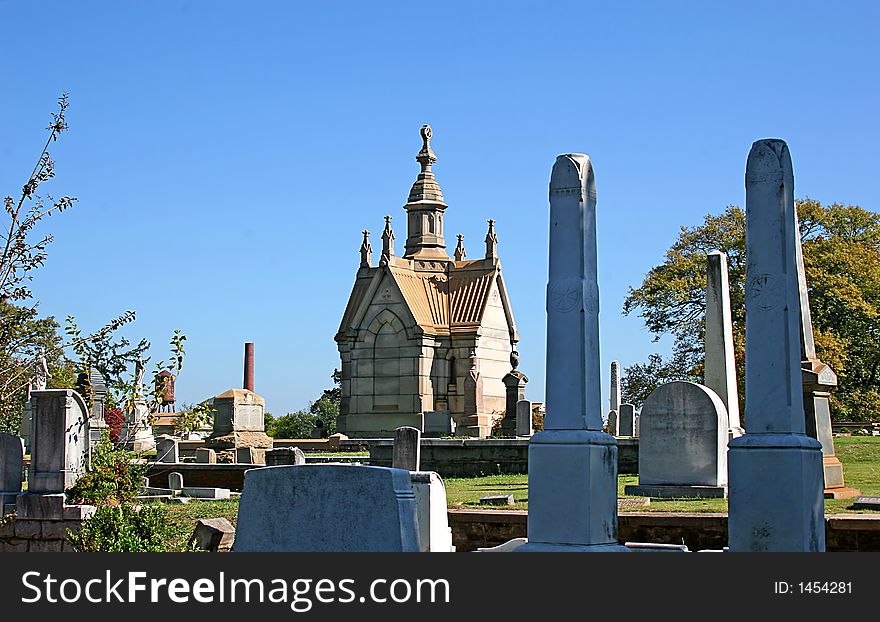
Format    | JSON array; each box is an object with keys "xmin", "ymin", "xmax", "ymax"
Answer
[
  {"xmin": 360, "ymin": 229, "xmax": 372, "ymax": 268},
  {"xmin": 381, "ymin": 216, "xmax": 394, "ymax": 265},
  {"xmin": 404, "ymin": 124, "xmax": 448, "ymax": 259},
  {"xmin": 485, "ymin": 219, "xmax": 498, "ymax": 259},
  {"xmin": 454, "ymin": 234, "xmax": 467, "ymax": 261}
]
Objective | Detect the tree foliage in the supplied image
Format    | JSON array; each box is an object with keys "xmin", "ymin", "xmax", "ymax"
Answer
[
  {"xmin": 265, "ymin": 370, "xmax": 341, "ymax": 438},
  {"xmin": 622, "ymin": 199, "xmax": 880, "ymax": 422}
]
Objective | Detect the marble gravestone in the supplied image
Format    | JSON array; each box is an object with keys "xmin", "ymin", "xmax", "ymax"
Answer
[
  {"xmin": 794, "ymin": 210, "xmax": 859, "ymax": 499},
  {"xmin": 1, "ymin": 432, "xmax": 23, "ymax": 515},
  {"xmin": 517, "ymin": 154, "xmax": 627, "ymax": 552},
  {"xmin": 705, "ymin": 251, "xmax": 744, "ymax": 440},
  {"xmin": 727, "ymin": 139, "xmax": 825, "ymax": 552},
  {"xmin": 625, "ymin": 381, "xmax": 728, "ymax": 498},
  {"xmin": 17, "ymin": 389, "xmax": 93, "ymax": 521},
  {"xmin": 233, "ymin": 465, "xmax": 421, "ymax": 552},
  {"xmin": 618, "ymin": 403, "xmax": 636, "ymax": 437}
]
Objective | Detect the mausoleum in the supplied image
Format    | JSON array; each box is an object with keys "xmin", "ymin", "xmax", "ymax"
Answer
[{"xmin": 335, "ymin": 125, "xmax": 521, "ymax": 438}]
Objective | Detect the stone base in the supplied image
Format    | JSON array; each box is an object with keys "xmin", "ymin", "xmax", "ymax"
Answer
[
  {"xmin": 203, "ymin": 431, "xmax": 273, "ymax": 451},
  {"xmin": 523, "ymin": 429, "xmax": 627, "ymax": 551},
  {"xmin": 728, "ymin": 434, "xmax": 825, "ymax": 552},
  {"xmin": 624, "ymin": 485, "xmax": 727, "ymax": 499},
  {"xmin": 823, "ymin": 455, "xmax": 846, "ymax": 488},
  {"xmin": 824, "ymin": 487, "xmax": 862, "ymax": 500}
]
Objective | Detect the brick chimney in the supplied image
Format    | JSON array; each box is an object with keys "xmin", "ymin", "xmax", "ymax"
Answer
[{"xmin": 243, "ymin": 342, "xmax": 254, "ymax": 392}]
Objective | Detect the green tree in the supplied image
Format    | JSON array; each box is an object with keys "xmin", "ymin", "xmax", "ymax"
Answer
[
  {"xmin": 265, "ymin": 370, "xmax": 341, "ymax": 438},
  {"xmin": 623, "ymin": 199, "xmax": 880, "ymax": 422}
]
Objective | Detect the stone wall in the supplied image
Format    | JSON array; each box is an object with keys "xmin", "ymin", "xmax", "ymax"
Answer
[
  {"xmin": 447, "ymin": 510, "xmax": 880, "ymax": 552},
  {"xmin": 369, "ymin": 437, "xmax": 639, "ymax": 477},
  {"xmin": 0, "ymin": 514, "xmax": 87, "ymax": 552}
]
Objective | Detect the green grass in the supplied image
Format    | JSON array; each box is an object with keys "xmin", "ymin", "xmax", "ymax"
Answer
[{"xmin": 161, "ymin": 436, "xmax": 880, "ymax": 547}]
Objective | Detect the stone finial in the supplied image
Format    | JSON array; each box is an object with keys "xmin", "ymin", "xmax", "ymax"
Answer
[
  {"xmin": 416, "ymin": 124, "xmax": 437, "ymax": 172},
  {"xmin": 510, "ymin": 349, "xmax": 520, "ymax": 370},
  {"xmin": 360, "ymin": 229, "xmax": 373, "ymax": 268},
  {"xmin": 454, "ymin": 234, "xmax": 467, "ymax": 261},
  {"xmin": 381, "ymin": 216, "xmax": 394, "ymax": 264},
  {"xmin": 485, "ymin": 219, "xmax": 498, "ymax": 259}
]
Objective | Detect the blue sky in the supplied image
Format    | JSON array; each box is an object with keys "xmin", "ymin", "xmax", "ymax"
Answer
[{"xmin": 1, "ymin": 1, "xmax": 877, "ymax": 415}]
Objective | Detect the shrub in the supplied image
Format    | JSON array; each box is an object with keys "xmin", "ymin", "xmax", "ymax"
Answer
[
  {"xmin": 68, "ymin": 504, "xmax": 176, "ymax": 552},
  {"xmin": 66, "ymin": 434, "xmax": 147, "ymax": 505}
]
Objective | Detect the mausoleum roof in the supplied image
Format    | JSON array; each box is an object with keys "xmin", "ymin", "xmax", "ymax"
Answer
[{"xmin": 214, "ymin": 388, "xmax": 265, "ymax": 406}]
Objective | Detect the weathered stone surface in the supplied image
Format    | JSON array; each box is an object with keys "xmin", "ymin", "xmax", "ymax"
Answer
[
  {"xmin": 607, "ymin": 410, "xmax": 619, "ymax": 436},
  {"xmin": 155, "ymin": 436, "xmax": 180, "ymax": 463},
  {"xmin": 169, "ymin": 472, "xmax": 184, "ymax": 491},
  {"xmin": 29, "ymin": 539, "xmax": 63, "ymax": 553},
  {"xmin": 728, "ymin": 138, "xmax": 825, "ymax": 552},
  {"xmin": 618, "ymin": 404, "xmax": 636, "ymax": 437},
  {"xmin": 519, "ymin": 154, "xmax": 626, "ymax": 552},
  {"xmin": 515, "ymin": 400, "xmax": 533, "ymax": 437},
  {"xmin": 233, "ymin": 465, "xmax": 420, "ymax": 552},
  {"xmin": 265, "ymin": 447, "xmax": 305, "ymax": 466},
  {"xmin": 610, "ymin": 360, "xmax": 621, "ymax": 414},
  {"xmin": 14, "ymin": 519, "xmax": 41, "ymax": 539},
  {"xmin": 28, "ymin": 390, "xmax": 88, "ymax": 493},
  {"xmin": 627, "ymin": 381, "xmax": 728, "ymax": 491},
  {"xmin": 189, "ymin": 518, "xmax": 235, "ymax": 552},
  {"xmin": 480, "ymin": 494, "xmax": 514, "ymax": 506},
  {"xmin": 235, "ymin": 447, "xmax": 267, "ymax": 465},
  {"xmin": 0, "ymin": 432, "xmax": 23, "ymax": 514},
  {"xmin": 392, "ymin": 426, "xmax": 421, "ymax": 471},
  {"xmin": 195, "ymin": 448, "xmax": 217, "ymax": 464},
  {"xmin": 16, "ymin": 492, "xmax": 64, "ymax": 520},
  {"xmin": 182, "ymin": 487, "xmax": 230, "ymax": 500}
]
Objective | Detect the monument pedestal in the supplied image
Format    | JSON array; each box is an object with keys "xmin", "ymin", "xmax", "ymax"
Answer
[
  {"xmin": 517, "ymin": 430, "xmax": 629, "ymax": 552},
  {"xmin": 728, "ymin": 434, "xmax": 825, "ymax": 552},
  {"xmin": 822, "ymin": 455, "xmax": 860, "ymax": 499}
]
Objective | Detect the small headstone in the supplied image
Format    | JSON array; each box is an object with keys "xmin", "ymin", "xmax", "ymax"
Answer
[
  {"xmin": 411, "ymin": 471, "xmax": 455, "ymax": 552},
  {"xmin": 479, "ymin": 494, "xmax": 514, "ymax": 506},
  {"xmin": 168, "ymin": 472, "xmax": 184, "ymax": 492},
  {"xmin": 1, "ymin": 432, "xmax": 24, "ymax": 514},
  {"xmin": 392, "ymin": 426, "xmax": 420, "ymax": 471},
  {"xmin": 189, "ymin": 518, "xmax": 235, "ymax": 552},
  {"xmin": 181, "ymin": 487, "xmax": 230, "ymax": 500},
  {"xmin": 195, "ymin": 448, "xmax": 217, "ymax": 464},
  {"xmin": 852, "ymin": 496, "xmax": 880, "ymax": 511},
  {"xmin": 619, "ymin": 403, "xmax": 636, "ymax": 437},
  {"xmin": 265, "ymin": 447, "xmax": 305, "ymax": 466},
  {"xmin": 625, "ymin": 381, "xmax": 728, "ymax": 498},
  {"xmin": 607, "ymin": 410, "xmax": 619, "ymax": 436},
  {"xmin": 155, "ymin": 436, "xmax": 179, "ymax": 463},
  {"xmin": 235, "ymin": 447, "xmax": 266, "ymax": 465},
  {"xmin": 515, "ymin": 399, "xmax": 533, "ymax": 437},
  {"xmin": 233, "ymin": 465, "xmax": 420, "ymax": 552}
]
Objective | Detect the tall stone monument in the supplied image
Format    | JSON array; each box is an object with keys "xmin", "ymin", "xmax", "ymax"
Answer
[
  {"xmin": 518, "ymin": 154, "xmax": 626, "ymax": 552},
  {"xmin": 704, "ymin": 250, "xmax": 744, "ymax": 439},
  {"xmin": 794, "ymin": 215, "xmax": 860, "ymax": 499},
  {"xmin": 122, "ymin": 356, "xmax": 155, "ymax": 451},
  {"xmin": 728, "ymin": 139, "xmax": 825, "ymax": 552},
  {"xmin": 609, "ymin": 360, "xmax": 621, "ymax": 417}
]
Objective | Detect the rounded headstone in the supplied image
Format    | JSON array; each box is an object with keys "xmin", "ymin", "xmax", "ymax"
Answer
[{"xmin": 638, "ymin": 381, "xmax": 729, "ymax": 487}]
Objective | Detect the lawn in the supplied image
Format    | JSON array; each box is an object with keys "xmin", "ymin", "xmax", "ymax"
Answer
[{"xmin": 161, "ymin": 435, "xmax": 880, "ymax": 546}]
